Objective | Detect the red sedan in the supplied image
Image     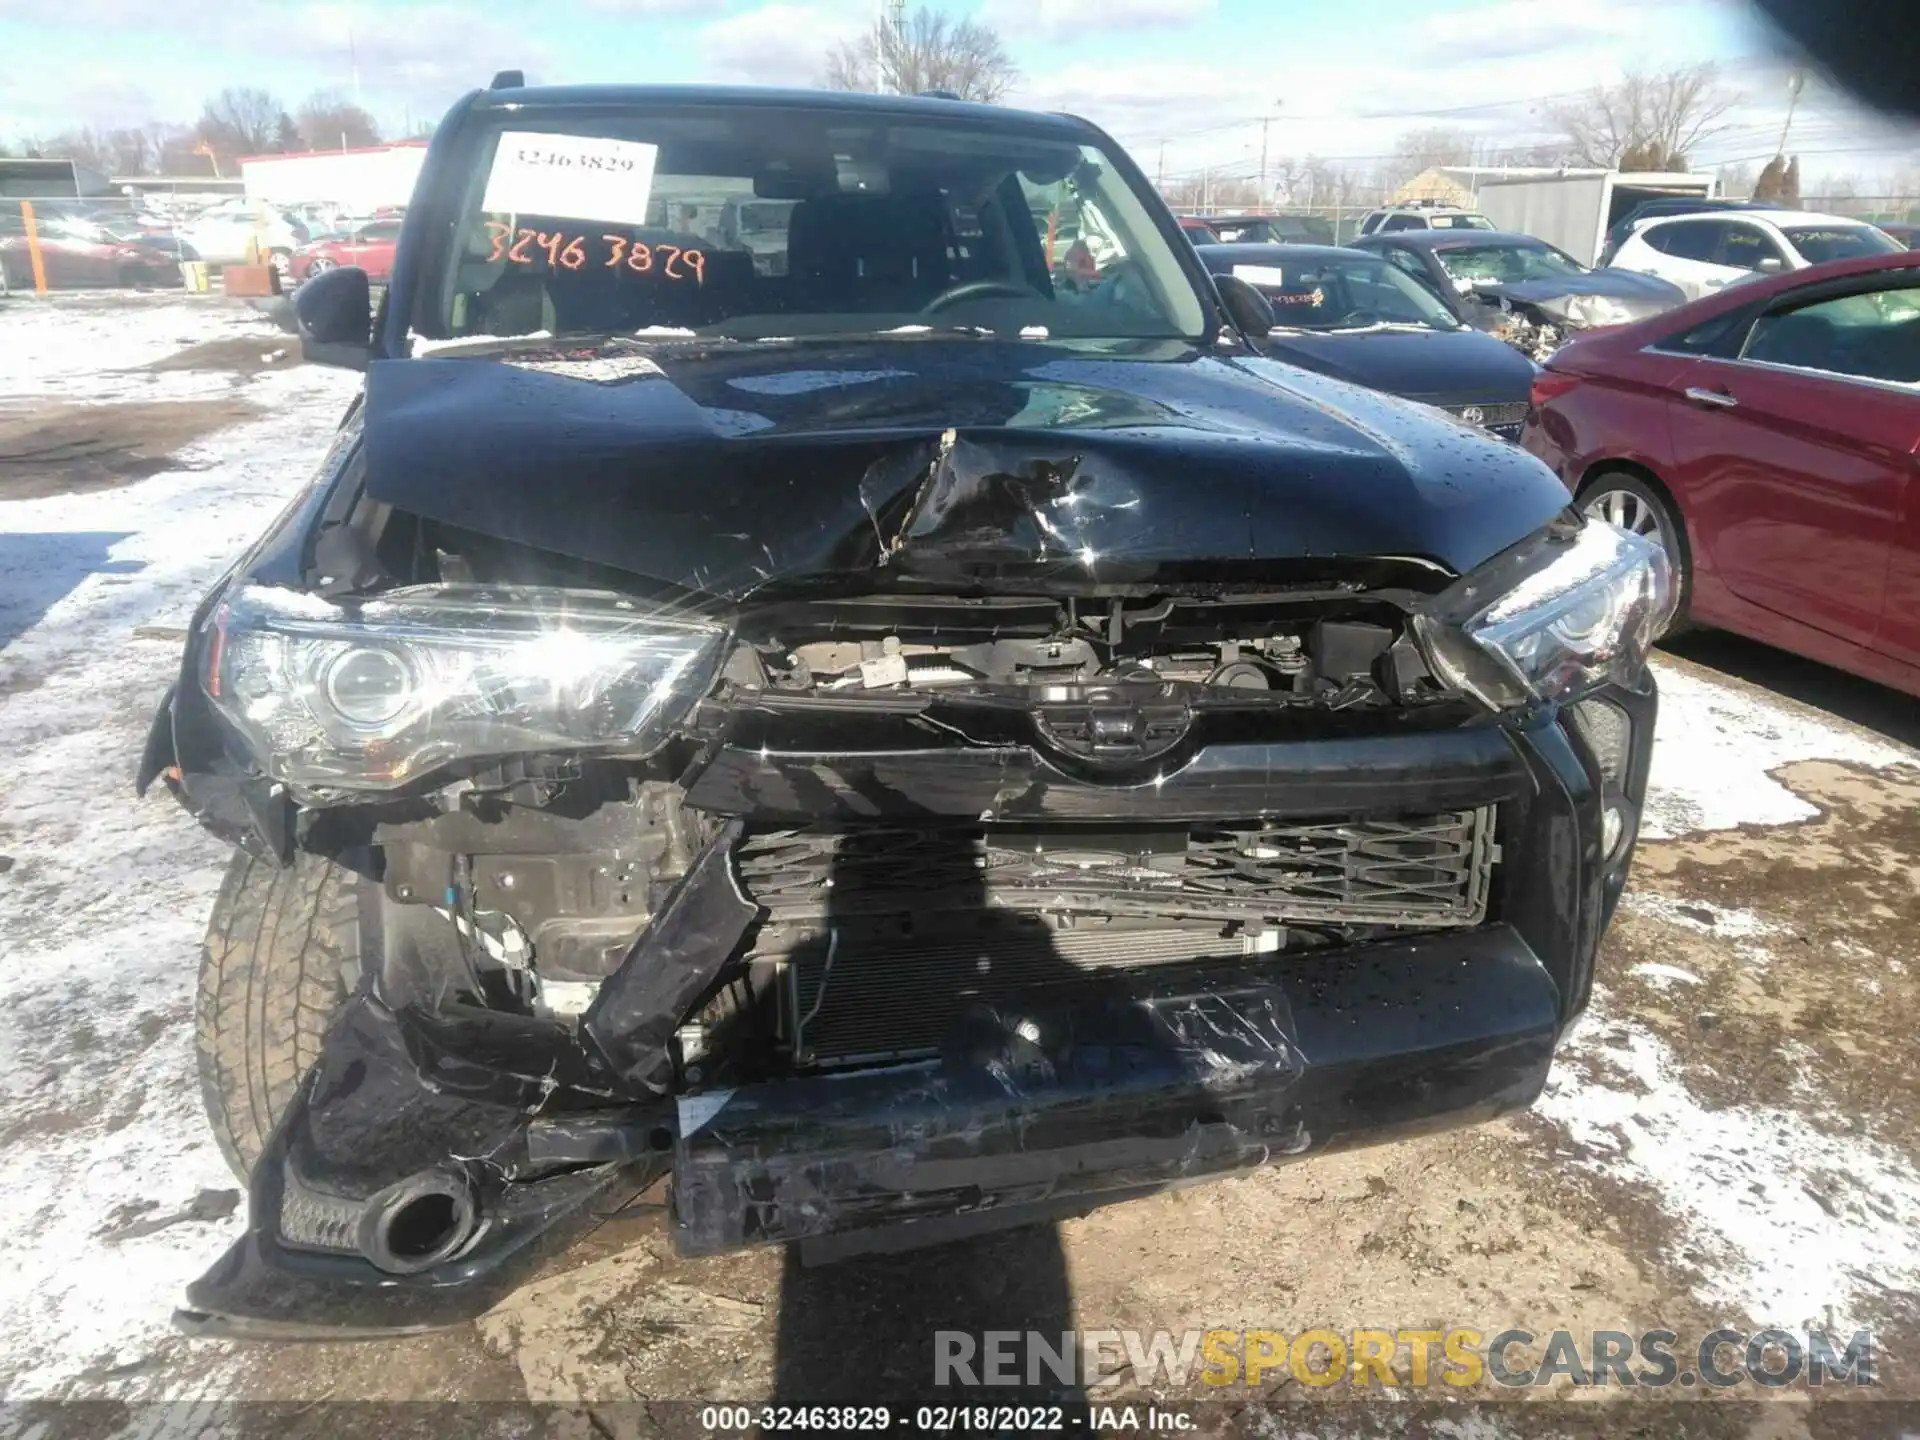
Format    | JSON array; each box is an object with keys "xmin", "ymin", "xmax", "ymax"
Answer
[
  {"xmin": 1525, "ymin": 250, "xmax": 1920, "ymax": 698},
  {"xmin": 288, "ymin": 219, "xmax": 401, "ymax": 282}
]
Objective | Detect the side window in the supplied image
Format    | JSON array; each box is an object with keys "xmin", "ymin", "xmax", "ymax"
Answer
[
  {"xmin": 1360, "ymin": 213, "xmax": 1383, "ymax": 235},
  {"xmin": 1743, "ymin": 285, "xmax": 1920, "ymax": 384},
  {"xmin": 1651, "ymin": 220, "xmax": 1725, "ymax": 263},
  {"xmin": 1384, "ymin": 247, "xmax": 1427, "ymax": 280},
  {"xmin": 1714, "ymin": 223, "xmax": 1786, "ymax": 272},
  {"xmin": 1655, "ymin": 307, "xmax": 1754, "ymax": 356}
]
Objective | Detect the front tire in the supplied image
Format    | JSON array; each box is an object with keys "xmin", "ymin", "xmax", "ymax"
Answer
[
  {"xmin": 195, "ymin": 849, "xmax": 357, "ymax": 1178},
  {"xmin": 1578, "ymin": 470, "xmax": 1692, "ymax": 636}
]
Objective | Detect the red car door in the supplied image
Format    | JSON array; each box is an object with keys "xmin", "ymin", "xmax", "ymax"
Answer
[
  {"xmin": 349, "ymin": 222, "xmax": 401, "ymax": 280},
  {"xmin": 1665, "ymin": 276, "xmax": 1920, "ymax": 648}
]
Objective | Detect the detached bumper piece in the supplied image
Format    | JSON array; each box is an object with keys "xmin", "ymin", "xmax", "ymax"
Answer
[
  {"xmin": 176, "ymin": 997, "xmax": 661, "ymax": 1339},
  {"xmin": 670, "ymin": 924, "xmax": 1559, "ymax": 1260}
]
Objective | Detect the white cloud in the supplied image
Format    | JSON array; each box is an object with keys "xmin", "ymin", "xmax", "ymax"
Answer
[
  {"xmin": 697, "ymin": 2, "xmax": 860, "ymax": 86},
  {"xmin": 981, "ymin": 0, "xmax": 1213, "ymax": 40},
  {"xmin": 581, "ymin": 0, "xmax": 707, "ymax": 10},
  {"xmin": 1409, "ymin": 0, "xmax": 1644, "ymax": 63}
]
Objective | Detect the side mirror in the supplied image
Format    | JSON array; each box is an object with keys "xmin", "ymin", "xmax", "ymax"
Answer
[
  {"xmin": 1213, "ymin": 274, "xmax": 1275, "ymax": 337},
  {"xmin": 1756, "ymin": 256, "xmax": 1786, "ymax": 274},
  {"xmin": 294, "ymin": 265, "xmax": 373, "ymax": 370}
]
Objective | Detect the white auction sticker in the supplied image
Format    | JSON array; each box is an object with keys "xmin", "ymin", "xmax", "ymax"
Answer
[
  {"xmin": 482, "ymin": 130, "xmax": 659, "ymax": 225},
  {"xmin": 1231, "ymin": 264, "xmax": 1288, "ymax": 287}
]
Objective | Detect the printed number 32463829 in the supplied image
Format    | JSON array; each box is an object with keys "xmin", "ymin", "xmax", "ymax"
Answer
[{"xmin": 482, "ymin": 223, "xmax": 706, "ymax": 283}]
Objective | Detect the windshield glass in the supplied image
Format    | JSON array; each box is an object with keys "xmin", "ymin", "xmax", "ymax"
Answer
[
  {"xmin": 1222, "ymin": 253, "xmax": 1460, "ymax": 331},
  {"xmin": 432, "ymin": 106, "xmax": 1208, "ymax": 342},
  {"xmin": 1434, "ymin": 242, "xmax": 1585, "ymax": 285},
  {"xmin": 1783, "ymin": 224, "xmax": 1904, "ymax": 264}
]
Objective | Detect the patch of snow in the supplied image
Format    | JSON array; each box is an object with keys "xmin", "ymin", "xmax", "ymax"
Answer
[
  {"xmin": 1018, "ymin": 325, "xmax": 1051, "ymax": 339},
  {"xmin": 1641, "ymin": 660, "xmax": 1916, "ymax": 839},
  {"xmin": 0, "ymin": 300, "xmax": 362, "ymax": 1395},
  {"xmin": 411, "ymin": 330, "xmax": 551, "ymax": 355},
  {"xmin": 0, "ymin": 295, "xmax": 289, "ymax": 404},
  {"xmin": 1626, "ymin": 962, "xmax": 1702, "ymax": 988},
  {"xmin": 1618, "ymin": 891, "xmax": 1779, "ymax": 940},
  {"xmin": 1538, "ymin": 990, "xmax": 1920, "ymax": 1332}
]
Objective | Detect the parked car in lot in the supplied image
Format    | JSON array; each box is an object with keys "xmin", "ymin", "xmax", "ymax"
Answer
[
  {"xmin": 1196, "ymin": 243, "xmax": 1536, "ymax": 437},
  {"xmin": 1597, "ymin": 197, "xmax": 1777, "ymax": 266},
  {"xmin": 1353, "ymin": 229, "xmax": 1686, "ymax": 360},
  {"xmin": 289, "ymin": 219, "xmax": 402, "ymax": 282},
  {"xmin": 1878, "ymin": 221, "xmax": 1919, "ymax": 249},
  {"xmin": 1525, "ymin": 250, "xmax": 1920, "ymax": 696},
  {"xmin": 176, "ymin": 198, "xmax": 307, "ymax": 275},
  {"xmin": 1608, "ymin": 209, "xmax": 1903, "ymax": 300},
  {"xmin": 1177, "ymin": 216, "xmax": 1222, "ymax": 244},
  {"xmin": 1196, "ymin": 213, "xmax": 1334, "ymax": 244},
  {"xmin": 1359, "ymin": 206, "xmax": 1495, "ymax": 235},
  {"xmin": 0, "ymin": 208, "xmax": 182, "ymax": 289},
  {"xmin": 141, "ymin": 80, "xmax": 1665, "ymax": 1336}
]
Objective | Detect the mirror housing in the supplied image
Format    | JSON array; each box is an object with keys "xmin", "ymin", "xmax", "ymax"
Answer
[
  {"xmin": 1213, "ymin": 274, "xmax": 1275, "ymax": 337},
  {"xmin": 294, "ymin": 265, "xmax": 373, "ymax": 370},
  {"xmin": 1755, "ymin": 256, "xmax": 1786, "ymax": 274}
]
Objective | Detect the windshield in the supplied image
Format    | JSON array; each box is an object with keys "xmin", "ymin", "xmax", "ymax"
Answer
[
  {"xmin": 432, "ymin": 106, "xmax": 1208, "ymax": 343},
  {"xmin": 1222, "ymin": 253, "xmax": 1460, "ymax": 332},
  {"xmin": 1433, "ymin": 242, "xmax": 1585, "ymax": 286},
  {"xmin": 1783, "ymin": 224, "xmax": 1904, "ymax": 264}
]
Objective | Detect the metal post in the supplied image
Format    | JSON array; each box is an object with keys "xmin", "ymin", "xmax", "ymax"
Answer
[{"xmin": 19, "ymin": 200, "xmax": 49, "ymax": 295}]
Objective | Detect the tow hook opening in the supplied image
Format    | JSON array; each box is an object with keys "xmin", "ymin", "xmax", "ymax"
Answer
[{"xmin": 357, "ymin": 1170, "xmax": 478, "ymax": 1275}]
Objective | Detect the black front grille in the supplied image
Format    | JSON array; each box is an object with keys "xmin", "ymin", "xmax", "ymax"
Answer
[{"xmin": 736, "ymin": 809, "xmax": 1498, "ymax": 929}]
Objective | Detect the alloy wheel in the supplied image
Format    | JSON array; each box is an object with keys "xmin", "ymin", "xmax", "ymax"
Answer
[{"xmin": 1583, "ymin": 483, "xmax": 1681, "ymax": 633}]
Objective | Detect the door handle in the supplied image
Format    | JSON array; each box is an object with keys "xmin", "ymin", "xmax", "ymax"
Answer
[{"xmin": 1684, "ymin": 386, "xmax": 1738, "ymax": 409}]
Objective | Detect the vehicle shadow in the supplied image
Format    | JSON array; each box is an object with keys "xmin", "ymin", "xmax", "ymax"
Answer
[
  {"xmin": 765, "ymin": 823, "xmax": 1094, "ymax": 1410},
  {"xmin": 0, "ymin": 531, "xmax": 139, "ymax": 650},
  {"xmin": 1663, "ymin": 629, "xmax": 1920, "ymax": 750}
]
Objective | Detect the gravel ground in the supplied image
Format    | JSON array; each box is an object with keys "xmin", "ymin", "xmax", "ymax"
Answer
[{"xmin": 2, "ymin": 295, "xmax": 1917, "ymax": 1437}]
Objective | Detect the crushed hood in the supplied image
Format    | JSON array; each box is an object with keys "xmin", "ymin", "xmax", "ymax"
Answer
[
  {"xmin": 1472, "ymin": 267, "xmax": 1686, "ymax": 313},
  {"xmin": 360, "ymin": 336, "xmax": 1568, "ymax": 601}
]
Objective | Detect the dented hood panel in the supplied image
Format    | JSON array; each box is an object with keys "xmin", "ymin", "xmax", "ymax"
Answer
[{"xmin": 360, "ymin": 338, "xmax": 1568, "ymax": 600}]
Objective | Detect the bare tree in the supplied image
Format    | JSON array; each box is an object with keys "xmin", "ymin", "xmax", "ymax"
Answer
[
  {"xmin": 197, "ymin": 86, "xmax": 288, "ymax": 160},
  {"xmin": 1383, "ymin": 126, "xmax": 1473, "ymax": 189},
  {"xmin": 1715, "ymin": 160, "xmax": 1756, "ymax": 198},
  {"xmin": 298, "ymin": 89, "xmax": 382, "ymax": 151},
  {"xmin": 823, "ymin": 7, "xmax": 1018, "ymax": 104},
  {"xmin": 1549, "ymin": 65, "xmax": 1737, "ymax": 171}
]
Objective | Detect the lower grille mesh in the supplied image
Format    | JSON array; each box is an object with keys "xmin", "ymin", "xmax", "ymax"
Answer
[{"xmin": 738, "ymin": 808, "xmax": 1497, "ymax": 928}]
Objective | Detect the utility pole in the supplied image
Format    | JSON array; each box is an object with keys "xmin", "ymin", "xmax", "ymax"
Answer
[
  {"xmin": 1259, "ymin": 118, "xmax": 1269, "ymax": 207},
  {"xmin": 1776, "ymin": 69, "xmax": 1806, "ymax": 160},
  {"xmin": 1156, "ymin": 140, "xmax": 1165, "ymax": 192},
  {"xmin": 886, "ymin": 0, "xmax": 907, "ymax": 94}
]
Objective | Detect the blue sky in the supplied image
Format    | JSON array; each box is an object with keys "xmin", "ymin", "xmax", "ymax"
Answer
[{"xmin": 1, "ymin": 0, "xmax": 1914, "ymax": 185}]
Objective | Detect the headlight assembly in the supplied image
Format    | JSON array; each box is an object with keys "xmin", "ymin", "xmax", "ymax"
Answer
[
  {"xmin": 1412, "ymin": 514, "xmax": 1670, "ymax": 713},
  {"xmin": 203, "ymin": 584, "xmax": 728, "ymax": 790}
]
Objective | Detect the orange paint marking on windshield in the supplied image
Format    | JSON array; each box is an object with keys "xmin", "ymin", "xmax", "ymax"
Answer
[{"xmin": 478, "ymin": 221, "xmax": 705, "ymax": 282}]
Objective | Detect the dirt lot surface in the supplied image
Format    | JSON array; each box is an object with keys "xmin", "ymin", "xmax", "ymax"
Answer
[
  {"xmin": 0, "ymin": 398, "xmax": 259, "ymax": 500},
  {"xmin": 2, "ymin": 296, "xmax": 1918, "ymax": 1438}
]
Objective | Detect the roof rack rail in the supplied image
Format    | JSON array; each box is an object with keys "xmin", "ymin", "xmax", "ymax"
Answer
[
  {"xmin": 489, "ymin": 70, "xmax": 525, "ymax": 89},
  {"xmin": 918, "ymin": 89, "xmax": 962, "ymax": 101}
]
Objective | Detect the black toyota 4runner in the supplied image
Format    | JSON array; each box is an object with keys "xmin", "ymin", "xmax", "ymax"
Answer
[{"xmin": 141, "ymin": 79, "xmax": 1667, "ymax": 1335}]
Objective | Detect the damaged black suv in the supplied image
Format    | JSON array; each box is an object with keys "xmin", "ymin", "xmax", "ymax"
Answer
[{"xmin": 140, "ymin": 80, "xmax": 1668, "ymax": 1336}]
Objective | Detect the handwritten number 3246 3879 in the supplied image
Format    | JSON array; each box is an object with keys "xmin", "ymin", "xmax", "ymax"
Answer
[{"xmin": 482, "ymin": 223, "xmax": 707, "ymax": 284}]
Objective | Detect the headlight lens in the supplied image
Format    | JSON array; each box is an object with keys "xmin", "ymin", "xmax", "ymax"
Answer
[
  {"xmin": 204, "ymin": 584, "xmax": 728, "ymax": 790},
  {"xmin": 1413, "ymin": 515, "xmax": 1669, "ymax": 712}
]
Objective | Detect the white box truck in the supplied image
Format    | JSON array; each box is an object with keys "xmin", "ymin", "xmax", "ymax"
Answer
[{"xmin": 1472, "ymin": 170, "xmax": 1717, "ymax": 265}]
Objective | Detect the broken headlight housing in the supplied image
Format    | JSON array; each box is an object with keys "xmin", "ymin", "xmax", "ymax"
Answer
[
  {"xmin": 1412, "ymin": 513, "xmax": 1669, "ymax": 713},
  {"xmin": 204, "ymin": 584, "xmax": 728, "ymax": 789}
]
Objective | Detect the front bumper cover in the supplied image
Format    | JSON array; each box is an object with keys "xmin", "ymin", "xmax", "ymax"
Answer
[{"xmin": 175, "ymin": 682, "xmax": 1653, "ymax": 1337}]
